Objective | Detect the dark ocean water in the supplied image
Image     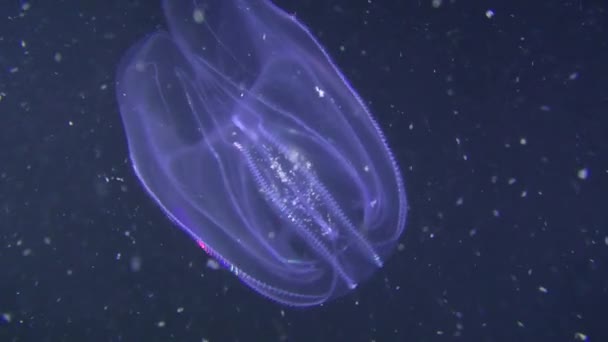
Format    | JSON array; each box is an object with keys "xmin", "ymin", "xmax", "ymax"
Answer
[{"xmin": 1, "ymin": 0, "xmax": 606, "ymax": 341}]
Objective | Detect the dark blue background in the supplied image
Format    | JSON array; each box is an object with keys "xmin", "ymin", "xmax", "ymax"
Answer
[{"xmin": 1, "ymin": 0, "xmax": 606, "ymax": 341}]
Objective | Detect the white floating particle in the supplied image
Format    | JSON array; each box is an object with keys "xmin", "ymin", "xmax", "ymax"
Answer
[
  {"xmin": 574, "ymin": 332, "xmax": 588, "ymax": 341},
  {"xmin": 315, "ymin": 86, "xmax": 325, "ymax": 98},
  {"xmin": 157, "ymin": 320, "xmax": 166, "ymax": 328},
  {"xmin": 519, "ymin": 137, "xmax": 527, "ymax": 145},
  {"xmin": 538, "ymin": 286, "xmax": 548, "ymax": 293},
  {"xmin": 193, "ymin": 8, "xmax": 205, "ymax": 23},
  {"xmin": 206, "ymin": 258, "xmax": 220, "ymax": 270},
  {"xmin": 177, "ymin": 307, "xmax": 184, "ymax": 313},
  {"xmin": 54, "ymin": 52, "xmax": 62, "ymax": 63},
  {"xmin": 568, "ymin": 72, "xmax": 579, "ymax": 81},
  {"xmin": 485, "ymin": 9, "xmax": 495, "ymax": 19},
  {"xmin": 577, "ymin": 168, "xmax": 588, "ymax": 180}
]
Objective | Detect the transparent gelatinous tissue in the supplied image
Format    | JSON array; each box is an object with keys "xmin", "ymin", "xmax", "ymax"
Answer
[{"xmin": 116, "ymin": 0, "xmax": 407, "ymax": 306}]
